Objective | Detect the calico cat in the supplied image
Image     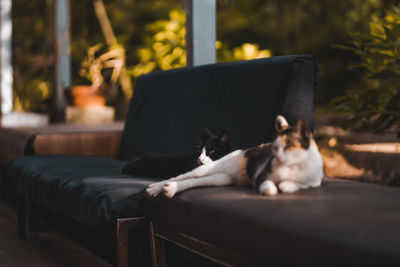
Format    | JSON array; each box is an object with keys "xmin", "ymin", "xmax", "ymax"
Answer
[
  {"xmin": 146, "ymin": 115, "xmax": 324, "ymax": 198},
  {"xmin": 122, "ymin": 129, "xmax": 231, "ymax": 178}
]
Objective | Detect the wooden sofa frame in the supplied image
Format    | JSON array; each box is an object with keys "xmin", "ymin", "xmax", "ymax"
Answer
[
  {"xmin": 18, "ymin": 193, "xmax": 144, "ymax": 267},
  {"xmin": 10, "ymin": 128, "xmax": 145, "ymax": 267}
]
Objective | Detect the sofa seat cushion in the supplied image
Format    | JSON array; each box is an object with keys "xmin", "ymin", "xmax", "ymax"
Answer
[
  {"xmin": 144, "ymin": 179, "xmax": 400, "ymax": 266},
  {"xmin": 9, "ymin": 155, "xmax": 156, "ymax": 230}
]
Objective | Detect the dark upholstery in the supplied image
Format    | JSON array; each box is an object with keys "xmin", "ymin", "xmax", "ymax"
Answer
[
  {"xmin": 120, "ymin": 55, "xmax": 317, "ymax": 160},
  {"xmin": 9, "ymin": 155, "xmax": 155, "ymax": 230},
  {"xmin": 144, "ymin": 179, "xmax": 400, "ymax": 266},
  {"xmin": 8, "ymin": 55, "xmax": 317, "ymax": 230}
]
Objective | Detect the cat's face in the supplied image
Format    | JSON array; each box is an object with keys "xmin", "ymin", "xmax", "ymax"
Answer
[
  {"xmin": 197, "ymin": 129, "xmax": 231, "ymax": 165},
  {"xmin": 272, "ymin": 115, "xmax": 312, "ymax": 165}
]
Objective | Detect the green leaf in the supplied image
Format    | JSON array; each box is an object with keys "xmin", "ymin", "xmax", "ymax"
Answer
[
  {"xmin": 364, "ymin": 51, "xmax": 395, "ymax": 60},
  {"xmin": 340, "ymin": 116, "xmax": 361, "ymax": 129},
  {"xmin": 364, "ymin": 42, "xmax": 393, "ymax": 50},
  {"xmin": 391, "ymin": 24, "xmax": 400, "ymax": 39},
  {"xmin": 329, "ymin": 95, "xmax": 349, "ymax": 106},
  {"xmin": 348, "ymin": 63, "xmax": 369, "ymax": 70},
  {"xmin": 373, "ymin": 114, "xmax": 396, "ymax": 133},
  {"xmin": 384, "ymin": 26, "xmax": 395, "ymax": 42},
  {"xmin": 331, "ymin": 44, "xmax": 358, "ymax": 53},
  {"xmin": 369, "ymin": 22, "xmax": 386, "ymax": 40},
  {"xmin": 369, "ymin": 69, "xmax": 400, "ymax": 80}
]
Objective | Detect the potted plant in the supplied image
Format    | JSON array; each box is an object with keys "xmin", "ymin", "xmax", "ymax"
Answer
[
  {"xmin": 71, "ymin": 44, "xmax": 125, "ymax": 107},
  {"xmin": 67, "ymin": 0, "xmax": 132, "ymax": 123}
]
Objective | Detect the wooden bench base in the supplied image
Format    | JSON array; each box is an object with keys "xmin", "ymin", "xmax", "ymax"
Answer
[
  {"xmin": 18, "ymin": 194, "xmax": 145, "ymax": 267},
  {"xmin": 148, "ymin": 221, "xmax": 256, "ymax": 267}
]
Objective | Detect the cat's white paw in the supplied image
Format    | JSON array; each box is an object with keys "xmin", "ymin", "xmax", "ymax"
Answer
[
  {"xmin": 145, "ymin": 182, "xmax": 165, "ymax": 197},
  {"xmin": 147, "ymin": 181, "xmax": 164, "ymax": 188},
  {"xmin": 259, "ymin": 180, "xmax": 278, "ymax": 196},
  {"xmin": 278, "ymin": 181, "xmax": 301, "ymax": 193},
  {"xmin": 163, "ymin": 182, "xmax": 178, "ymax": 198}
]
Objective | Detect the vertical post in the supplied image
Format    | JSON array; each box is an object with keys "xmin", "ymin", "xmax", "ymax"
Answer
[
  {"xmin": 149, "ymin": 222, "xmax": 166, "ymax": 267},
  {"xmin": 54, "ymin": 0, "xmax": 70, "ymax": 122},
  {"xmin": 0, "ymin": 0, "xmax": 13, "ymax": 116},
  {"xmin": 185, "ymin": 0, "xmax": 216, "ymax": 67},
  {"xmin": 116, "ymin": 217, "xmax": 145, "ymax": 267}
]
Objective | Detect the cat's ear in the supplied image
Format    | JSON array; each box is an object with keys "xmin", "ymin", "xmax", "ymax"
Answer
[
  {"xmin": 275, "ymin": 115, "xmax": 289, "ymax": 134},
  {"xmin": 219, "ymin": 130, "xmax": 230, "ymax": 144},
  {"xmin": 201, "ymin": 128, "xmax": 213, "ymax": 141},
  {"xmin": 295, "ymin": 119, "xmax": 310, "ymax": 148}
]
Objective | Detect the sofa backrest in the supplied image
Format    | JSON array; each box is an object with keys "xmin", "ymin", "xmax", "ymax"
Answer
[{"xmin": 119, "ymin": 55, "xmax": 318, "ymax": 161}]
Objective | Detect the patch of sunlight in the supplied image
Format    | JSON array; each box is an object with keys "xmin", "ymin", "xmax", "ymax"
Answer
[{"xmin": 345, "ymin": 143, "xmax": 400, "ymax": 153}]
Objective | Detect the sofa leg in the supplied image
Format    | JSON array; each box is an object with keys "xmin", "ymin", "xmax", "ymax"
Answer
[
  {"xmin": 149, "ymin": 222, "xmax": 166, "ymax": 267},
  {"xmin": 116, "ymin": 217, "xmax": 145, "ymax": 267},
  {"xmin": 17, "ymin": 194, "xmax": 40, "ymax": 239}
]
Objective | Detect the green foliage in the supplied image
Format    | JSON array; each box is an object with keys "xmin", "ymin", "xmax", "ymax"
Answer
[
  {"xmin": 332, "ymin": 6, "xmax": 400, "ymax": 136},
  {"xmin": 13, "ymin": 0, "xmax": 400, "ymax": 117},
  {"xmin": 13, "ymin": 0, "xmax": 55, "ymax": 112},
  {"xmin": 217, "ymin": 42, "xmax": 272, "ymax": 62},
  {"xmin": 13, "ymin": 0, "xmax": 182, "ymax": 112},
  {"xmin": 217, "ymin": 0, "xmax": 400, "ymax": 103},
  {"xmin": 79, "ymin": 44, "xmax": 127, "ymax": 92},
  {"xmin": 131, "ymin": 9, "xmax": 186, "ymax": 78},
  {"xmin": 131, "ymin": 8, "xmax": 272, "ymax": 78}
]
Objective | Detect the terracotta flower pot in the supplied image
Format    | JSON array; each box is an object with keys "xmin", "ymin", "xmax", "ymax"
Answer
[{"xmin": 70, "ymin": 85, "xmax": 106, "ymax": 107}]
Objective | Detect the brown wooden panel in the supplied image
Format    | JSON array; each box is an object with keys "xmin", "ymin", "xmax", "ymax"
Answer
[
  {"xmin": 151, "ymin": 222, "xmax": 256, "ymax": 267},
  {"xmin": 116, "ymin": 217, "xmax": 145, "ymax": 267},
  {"xmin": 32, "ymin": 132, "xmax": 122, "ymax": 158},
  {"xmin": 0, "ymin": 122, "xmax": 124, "ymax": 164}
]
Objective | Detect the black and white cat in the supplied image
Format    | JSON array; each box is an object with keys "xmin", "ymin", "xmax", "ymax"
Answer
[
  {"xmin": 146, "ymin": 115, "xmax": 324, "ymax": 197},
  {"xmin": 122, "ymin": 129, "xmax": 231, "ymax": 178}
]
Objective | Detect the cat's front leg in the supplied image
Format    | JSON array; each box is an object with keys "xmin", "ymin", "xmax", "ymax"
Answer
[
  {"xmin": 174, "ymin": 162, "xmax": 217, "ymax": 180},
  {"xmin": 146, "ymin": 176, "xmax": 190, "ymax": 196},
  {"xmin": 146, "ymin": 161, "xmax": 220, "ymax": 197},
  {"xmin": 146, "ymin": 181, "xmax": 168, "ymax": 196},
  {"xmin": 259, "ymin": 180, "xmax": 278, "ymax": 196},
  {"xmin": 163, "ymin": 173, "xmax": 233, "ymax": 198},
  {"xmin": 278, "ymin": 181, "xmax": 307, "ymax": 193},
  {"xmin": 146, "ymin": 171, "xmax": 202, "ymax": 197},
  {"xmin": 162, "ymin": 182, "xmax": 179, "ymax": 198}
]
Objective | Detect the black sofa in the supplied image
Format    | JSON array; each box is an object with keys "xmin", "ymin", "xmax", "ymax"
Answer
[
  {"xmin": 4, "ymin": 54, "xmax": 392, "ymax": 267},
  {"xmin": 146, "ymin": 178, "xmax": 400, "ymax": 267},
  {"xmin": 7, "ymin": 55, "xmax": 317, "ymax": 266},
  {"xmin": 8, "ymin": 55, "xmax": 400, "ymax": 267}
]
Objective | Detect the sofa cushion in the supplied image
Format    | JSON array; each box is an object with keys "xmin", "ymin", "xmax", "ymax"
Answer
[
  {"xmin": 120, "ymin": 55, "xmax": 317, "ymax": 161},
  {"xmin": 9, "ymin": 155, "xmax": 156, "ymax": 230},
  {"xmin": 144, "ymin": 179, "xmax": 400, "ymax": 266}
]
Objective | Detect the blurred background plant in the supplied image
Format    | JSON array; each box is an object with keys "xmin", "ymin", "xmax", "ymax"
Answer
[
  {"xmin": 131, "ymin": 9, "xmax": 186, "ymax": 78},
  {"xmin": 217, "ymin": 41, "xmax": 272, "ymax": 61},
  {"xmin": 75, "ymin": 43, "xmax": 126, "ymax": 108},
  {"xmin": 332, "ymin": 5, "xmax": 400, "ymax": 137},
  {"xmin": 79, "ymin": 44, "xmax": 125, "ymax": 92},
  {"xmin": 12, "ymin": 0, "xmax": 400, "ymax": 127},
  {"xmin": 131, "ymin": 8, "xmax": 272, "ymax": 78},
  {"xmin": 13, "ymin": 0, "xmax": 54, "ymax": 112}
]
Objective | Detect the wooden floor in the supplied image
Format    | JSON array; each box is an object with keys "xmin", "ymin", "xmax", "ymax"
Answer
[{"xmin": 0, "ymin": 203, "xmax": 111, "ymax": 267}]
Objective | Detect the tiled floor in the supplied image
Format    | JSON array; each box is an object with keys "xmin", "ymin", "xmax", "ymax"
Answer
[{"xmin": 0, "ymin": 203, "xmax": 111, "ymax": 267}]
